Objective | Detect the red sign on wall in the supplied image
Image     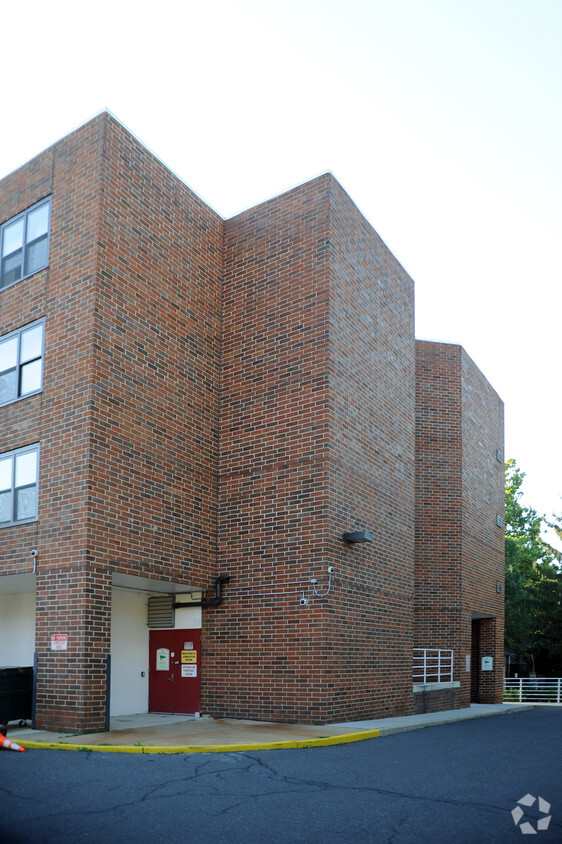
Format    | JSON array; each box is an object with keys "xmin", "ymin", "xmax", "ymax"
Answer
[{"xmin": 51, "ymin": 634, "xmax": 68, "ymax": 651}]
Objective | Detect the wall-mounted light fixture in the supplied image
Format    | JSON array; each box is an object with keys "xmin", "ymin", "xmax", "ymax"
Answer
[{"xmin": 342, "ymin": 530, "xmax": 373, "ymax": 543}]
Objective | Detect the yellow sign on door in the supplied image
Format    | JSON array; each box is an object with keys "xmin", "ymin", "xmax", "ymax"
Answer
[{"xmin": 181, "ymin": 650, "xmax": 197, "ymax": 663}]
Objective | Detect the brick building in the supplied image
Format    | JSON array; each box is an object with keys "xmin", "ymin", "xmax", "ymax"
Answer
[{"xmin": 0, "ymin": 113, "xmax": 505, "ymax": 732}]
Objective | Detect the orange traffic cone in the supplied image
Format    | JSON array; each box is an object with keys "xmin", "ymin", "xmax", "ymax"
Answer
[{"xmin": 0, "ymin": 733, "xmax": 26, "ymax": 752}]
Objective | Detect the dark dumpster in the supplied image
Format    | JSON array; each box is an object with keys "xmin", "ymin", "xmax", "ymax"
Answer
[{"xmin": 0, "ymin": 667, "xmax": 33, "ymax": 727}]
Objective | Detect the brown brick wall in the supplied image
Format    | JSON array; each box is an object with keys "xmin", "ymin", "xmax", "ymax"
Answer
[
  {"xmin": 90, "ymin": 115, "xmax": 223, "ymax": 585},
  {"xmin": 206, "ymin": 176, "xmax": 415, "ymax": 723},
  {"xmin": 413, "ymin": 686, "xmax": 460, "ymax": 714},
  {"xmin": 415, "ymin": 341, "xmax": 504, "ymax": 708},
  {"xmin": 1, "ymin": 118, "xmax": 107, "ymax": 729},
  {"xmin": 0, "ymin": 120, "xmax": 103, "ymax": 575},
  {"xmin": 325, "ymin": 180, "xmax": 415, "ymax": 720},
  {"xmin": 0, "ymin": 113, "xmax": 504, "ymax": 730},
  {"xmin": 414, "ymin": 343, "xmax": 463, "ymax": 656},
  {"xmin": 207, "ymin": 176, "xmax": 334, "ymax": 722},
  {"xmin": 461, "ymin": 349, "xmax": 505, "ymax": 703},
  {"xmin": 0, "ymin": 114, "xmax": 223, "ymax": 730},
  {"xmin": 34, "ymin": 566, "xmax": 112, "ymax": 731}
]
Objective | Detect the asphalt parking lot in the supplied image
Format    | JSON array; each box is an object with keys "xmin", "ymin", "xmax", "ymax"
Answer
[{"xmin": 1, "ymin": 706, "xmax": 561, "ymax": 843}]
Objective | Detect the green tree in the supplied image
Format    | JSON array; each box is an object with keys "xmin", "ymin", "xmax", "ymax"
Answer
[
  {"xmin": 546, "ymin": 510, "xmax": 562, "ymax": 557},
  {"xmin": 504, "ymin": 460, "xmax": 562, "ymax": 674}
]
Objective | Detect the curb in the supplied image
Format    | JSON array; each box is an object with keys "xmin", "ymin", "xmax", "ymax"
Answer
[
  {"xmin": 16, "ymin": 728, "xmax": 381, "ymax": 754},
  {"xmin": 372, "ymin": 704, "xmax": 537, "ymax": 736}
]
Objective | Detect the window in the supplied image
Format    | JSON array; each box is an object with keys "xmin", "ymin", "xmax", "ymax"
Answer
[
  {"xmin": 1, "ymin": 198, "xmax": 51, "ymax": 290},
  {"xmin": 0, "ymin": 444, "xmax": 39, "ymax": 526},
  {"xmin": 0, "ymin": 320, "xmax": 44, "ymax": 406}
]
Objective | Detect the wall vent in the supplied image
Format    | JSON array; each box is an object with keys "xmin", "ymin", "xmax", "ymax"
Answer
[{"xmin": 147, "ymin": 595, "xmax": 175, "ymax": 628}]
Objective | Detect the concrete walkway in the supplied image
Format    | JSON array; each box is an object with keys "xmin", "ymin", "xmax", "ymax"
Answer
[{"xmin": 4, "ymin": 703, "xmax": 532, "ymax": 753}]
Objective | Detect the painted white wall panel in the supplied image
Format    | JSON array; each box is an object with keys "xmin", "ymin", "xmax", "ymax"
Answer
[
  {"xmin": 0, "ymin": 592, "xmax": 35, "ymax": 666},
  {"xmin": 174, "ymin": 605, "xmax": 202, "ymax": 629},
  {"xmin": 0, "ymin": 592, "xmax": 35, "ymax": 667},
  {"xmin": 110, "ymin": 589, "xmax": 149, "ymax": 716}
]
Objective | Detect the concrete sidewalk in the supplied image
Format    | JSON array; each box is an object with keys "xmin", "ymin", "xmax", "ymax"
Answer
[{"xmin": 3, "ymin": 703, "xmax": 533, "ymax": 754}]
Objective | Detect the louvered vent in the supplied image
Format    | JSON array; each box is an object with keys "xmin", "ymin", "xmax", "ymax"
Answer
[{"xmin": 147, "ymin": 595, "xmax": 175, "ymax": 628}]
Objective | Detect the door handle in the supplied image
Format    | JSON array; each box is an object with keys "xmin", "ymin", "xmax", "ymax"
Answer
[{"xmin": 169, "ymin": 673, "xmax": 174, "ymax": 681}]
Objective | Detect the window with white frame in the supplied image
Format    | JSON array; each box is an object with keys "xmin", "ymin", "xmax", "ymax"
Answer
[
  {"xmin": 0, "ymin": 444, "xmax": 39, "ymax": 526},
  {"xmin": 1, "ymin": 198, "xmax": 51, "ymax": 290},
  {"xmin": 0, "ymin": 320, "xmax": 44, "ymax": 406}
]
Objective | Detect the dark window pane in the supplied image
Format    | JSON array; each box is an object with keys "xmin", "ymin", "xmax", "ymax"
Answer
[
  {"xmin": 0, "ymin": 490, "xmax": 11, "ymax": 523},
  {"xmin": 24, "ymin": 236, "xmax": 48, "ymax": 276},
  {"xmin": 15, "ymin": 485, "xmax": 37, "ymax": 521},
  {"xmin": 0, "ymin": 369, "xmax": 18, "ymax": 404},
  {"xmin": 1, "ymin": 251, "xmax": 22, "ymax": 287}
]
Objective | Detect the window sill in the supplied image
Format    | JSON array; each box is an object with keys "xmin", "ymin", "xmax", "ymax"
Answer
[{"xmin": 413, "ymin": 681, "xmax": 460, "ymax": 692}]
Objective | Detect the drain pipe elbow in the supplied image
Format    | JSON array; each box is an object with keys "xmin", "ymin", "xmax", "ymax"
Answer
[{"xmin": 175, "ymin": 575, "xmax": 230, "ymax": 609}]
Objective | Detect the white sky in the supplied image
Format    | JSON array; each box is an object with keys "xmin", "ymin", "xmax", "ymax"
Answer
[{"xmin": 2, "ymin": 0, "xmax": 561, "ymax": 547}]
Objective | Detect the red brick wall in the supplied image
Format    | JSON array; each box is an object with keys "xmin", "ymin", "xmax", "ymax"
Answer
[
  {"xmin": 0, "ymin": 117, "xmax": 108, "ymax": 729},
  {"xmin": 206, "ymin": 176, "xmax": 415, "ymax": 723},
  {"xmin": 415, "ymin": 341, "xmax": 504, "ymax": 708},
  {"xmin": 414, "ymin": 343, "xmax": 463, "ymax": 659},
  {"xmin": 325, "ymin": 180, "xmax": 415, "ymax": 720},
  {"xmin": 34, "ymin": 566, "xmax": 112, "ymax": 731},
  {"xmin": 414, "ymin": 686, "xmax": 460, "ymax": 714},
  {"xmin": 90, "ymin": 115, "xmax": 223, "ymax": 586},
  {"xmin": 1, "ymin": 112, "xmax": 503, "ymax": 730},
  {"xmin": 460, "ymin": 349, "xmax": 504, "ymax": 703},
  {"xmin": 0, "ymin": 114, "xmax": 224, "ymax": 730},
  {"xmin": 208, "ymin": 176, "xmax": 333, "ymax": 722},
  {"xmin": 0, "ymin": 121, "xmax": 103, "ymax": 575}
]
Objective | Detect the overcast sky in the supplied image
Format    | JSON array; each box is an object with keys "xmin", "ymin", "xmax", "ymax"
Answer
[{"xmin": 2, "ymin": 0, "xmax": 561, "ymax": 548}]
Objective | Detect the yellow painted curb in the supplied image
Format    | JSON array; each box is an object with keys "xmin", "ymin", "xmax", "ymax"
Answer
[{"xmin": 17, "ymin": 728, "xmax": 381, "ymax": 754}]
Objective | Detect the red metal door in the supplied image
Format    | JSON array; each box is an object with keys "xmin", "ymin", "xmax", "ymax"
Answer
[{"xmin": 148, "ymin": 629, "xmax": 201, "ymax": 713}]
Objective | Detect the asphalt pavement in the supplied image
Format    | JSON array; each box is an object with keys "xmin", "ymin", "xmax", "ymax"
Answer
[{"xmin": 1, "ymin": 707, "xmax": 561, "ymax": 843}]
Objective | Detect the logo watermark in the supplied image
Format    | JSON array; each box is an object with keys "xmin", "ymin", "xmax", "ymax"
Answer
[{"xmin": 511, "ymin": 794, "xmax": 551, "ymax": 834}]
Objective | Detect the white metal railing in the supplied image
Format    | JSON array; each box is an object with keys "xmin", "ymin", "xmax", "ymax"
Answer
[
  {"xmin": 413, "ymin": 649, "xmax": 454, "ymax": 684},
  {"xmin": 503, "ymin": 677, "xmax": 562, "ymax": 704}
]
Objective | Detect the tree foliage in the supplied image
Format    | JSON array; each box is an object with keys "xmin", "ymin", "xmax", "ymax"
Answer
[
  {"xmin": 546, "ymin": 511, "xmax": 562, "ymax": 555},
  {"xmin": 504, "ymin": 460, "xmax": 562, "ymax": 675}
]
